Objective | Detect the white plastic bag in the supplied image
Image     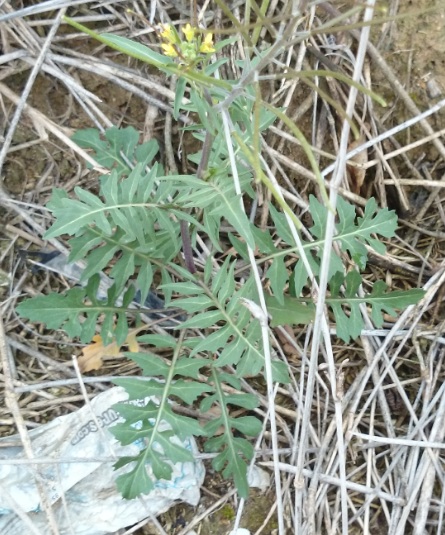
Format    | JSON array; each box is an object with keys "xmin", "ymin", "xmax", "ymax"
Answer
[{"xmin": 0, "ymin": 387, "xmax": 205, "ymax": 535}]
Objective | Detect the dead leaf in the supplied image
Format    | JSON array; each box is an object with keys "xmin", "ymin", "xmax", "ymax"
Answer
[
  {"xmin": 78, "ymin": 330, "xmax": 141, "ymax": 372},
  {"xmin": 126, "ymin": 331, "xmax": 140, "ymax": 352},
  {"xmin": 78, "ymin": 335, "xmax": 121, "ymax": 372}
]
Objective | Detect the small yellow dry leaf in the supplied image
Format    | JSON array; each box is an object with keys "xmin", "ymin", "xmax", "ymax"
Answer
[
  {"xmin": 126, "ymin": 331, "xmax": 140, "ymax": 353},
  {"xmin": 78, "ymin": 335, "xmax": 121, "ymax": 372},
  {"xmin": 79, "ymin": 331, "xmax": 141, "ymax": 373}
]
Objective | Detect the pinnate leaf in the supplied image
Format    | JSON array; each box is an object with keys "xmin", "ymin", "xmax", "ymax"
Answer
[
  {"xmin": 326, "ymin": 271, "xmax": 424, "ymax": 342},
  {"xmin": 206, "ymin": 435, "xmax": 253, "ymax": 498},
  {"xmin": 16, "ymin": 278, "xmax": 129, "ymax": 345},
  {"xmin": 309, "ymin": 195, "xmax": 398, "ymax": 269},
  {"xmin": 72, "ymin": 125, "xmax": 158, "ymax": 176},
  {"xmin": 115, "ymin": 456, "xmax": 155, "ymax": 499}
]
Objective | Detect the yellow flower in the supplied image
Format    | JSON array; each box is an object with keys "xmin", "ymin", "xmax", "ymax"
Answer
[
  {"xmin": 200, "ymin": 33, "xmax": 215, "ymax": 54},
  {"xmin": 159, "ymin": 24, "xmax": 176, "ymax": 44},
  {"xmin": 183, "ymin": 23, "xmax": 195, "ymax": 42},
  {"xmin": 161, "ymin": 43, "xmax": 178, "ymax": 57}
]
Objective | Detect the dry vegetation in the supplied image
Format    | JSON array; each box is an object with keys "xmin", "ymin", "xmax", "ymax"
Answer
[{"xmin": 1, "ymin": 1, "xmax": 445, "ymax": 534}]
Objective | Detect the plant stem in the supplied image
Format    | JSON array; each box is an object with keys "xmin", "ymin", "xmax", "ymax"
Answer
[{"xmin": 181, "ymin": 88, "xmax": 215, "ymax": 274}]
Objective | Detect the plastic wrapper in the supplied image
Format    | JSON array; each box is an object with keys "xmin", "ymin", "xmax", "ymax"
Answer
[{"xmin": 0, "ymin": 387, "xmax": 205, "ymax": 535}]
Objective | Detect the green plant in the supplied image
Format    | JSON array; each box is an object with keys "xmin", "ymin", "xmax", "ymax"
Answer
[{"xmin": 17, "ymin": 13, "xmax": 424, "ymax": 500}]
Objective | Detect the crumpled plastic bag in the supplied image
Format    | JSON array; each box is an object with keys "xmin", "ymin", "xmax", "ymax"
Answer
[{"xmin": 0, "ymin": 387, "xmax": 205, "ymax": 535}]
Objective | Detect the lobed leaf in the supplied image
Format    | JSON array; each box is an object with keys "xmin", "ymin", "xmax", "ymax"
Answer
[
  {"xmin": 326, "ymin": 271, "xmax": 424, "ymax": 342},
  {"xmin": 114, "ymin": 456, "xmax": 155, "ymax": 499},
  {"xmin": 266, "ymin": 295, "xmax": 315, "ymax": 327},
  {"xmin": 309, "ymin": 195, "xmax": 398, "ymax": 269},
  {"xmin": 16, "ymin": 280, "xmax": 130, "ymax": 345}
]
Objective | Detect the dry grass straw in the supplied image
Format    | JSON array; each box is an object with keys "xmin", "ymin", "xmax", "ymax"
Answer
[{"xmin": 1, "ymin": 1, "xmax": 445, "ymax": 534}]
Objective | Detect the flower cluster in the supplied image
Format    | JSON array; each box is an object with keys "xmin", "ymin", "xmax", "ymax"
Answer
[{"xmin": 159, "ymin": 23, "xmax": 215, "ymax": 64}]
